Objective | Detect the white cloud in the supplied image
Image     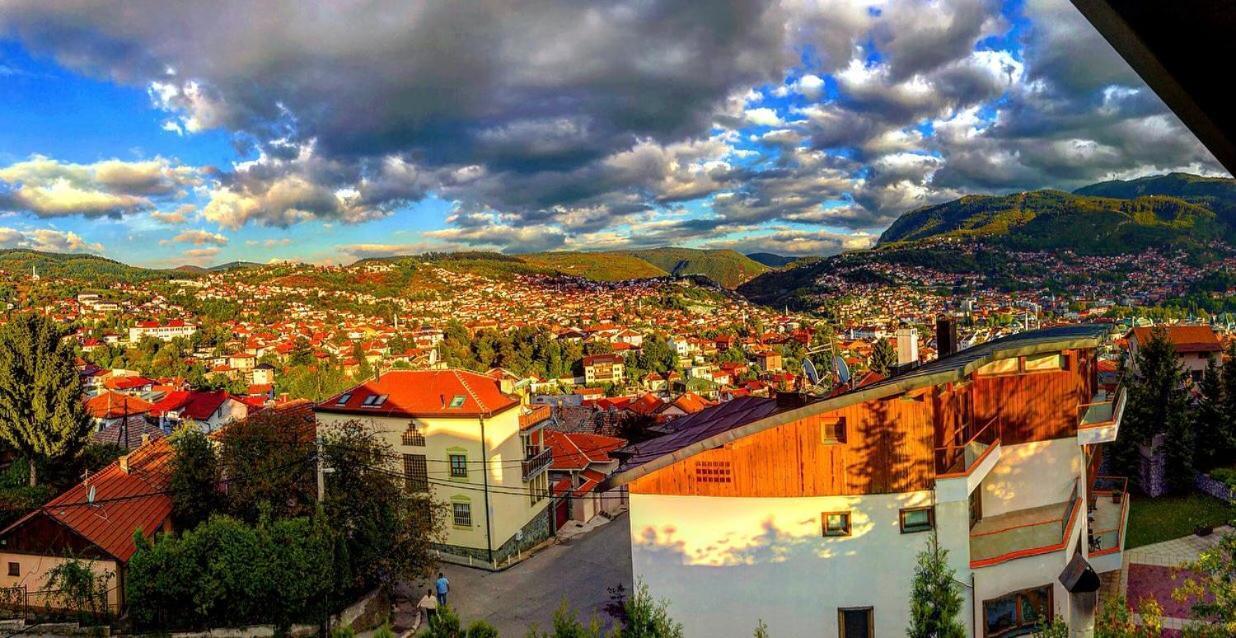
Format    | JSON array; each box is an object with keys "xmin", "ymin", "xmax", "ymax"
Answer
[{"xmin": 0, "ymin": 226, "xmax": 104, "ymax": 253}]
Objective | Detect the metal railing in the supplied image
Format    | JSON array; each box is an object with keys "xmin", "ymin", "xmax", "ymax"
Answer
[
  {"xmin": 935, "ymin": 415, "xmax": 1000, "ymax": 476},
  {"xmin": 521, "ymin": 447, "xmax": 553, "ymax": 481},
  {"xmin": 519, "ymin": 405, "xmax": 552, "ymax": 430},
  {"xmin": 1061, "ymin": 478, "xmax": 1081, "ymax": 540},
  {"xmin": 1088, "ymin": 475, "xmax": 1129, "ymax": 555}
]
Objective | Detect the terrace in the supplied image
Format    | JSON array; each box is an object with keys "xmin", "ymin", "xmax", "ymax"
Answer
[
  {"xmin": 970, "ymin": 480, "xmax": 1082, "ymax": 568},
  {"xmin": 1087, "ymin": 475, "xmax": 1131, "ymax": 573},
  {"xmin": 934, "ymin": 416, "xmax": 1001, "ymax": 500}
]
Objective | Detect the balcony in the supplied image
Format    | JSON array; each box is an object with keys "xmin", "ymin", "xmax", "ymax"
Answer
[
  {"xmin": 970, "ymin": 480, "xmax": 1082, "ymax": 568},
  {"xmin": 521, "ymin": 447, "xmax": 553, "ymax": 481},
  {"xmin": 1087, "ymin": 476, "xmax": 1131, "ymax": 573},
  {"xmin": 934, "ymin": 416, "xmax": 1001, "ymax": 501},
  {"xmin": 1077, "ymin": 385, "xmax": 1125, "ymax": 446},
  {"xmin": 520, "ymin": 404, "xmax": 553, "ymax": 430}
]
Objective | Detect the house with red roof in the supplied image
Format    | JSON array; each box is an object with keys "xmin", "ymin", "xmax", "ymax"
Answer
[
  {"xmin": 1128, "ymin": 325, "xmax": 1222, "ymax": 383},
  {"xmin": 0, "ymin": 437, "xmax": 175, "ymax": 613},
  {"xmin": 544, "ymin": 430, "xmax": 626, "ymax": 526},
  {"xmin": 148, "ymin": 389, "xmax": 249, "ymax": 433},
  {"xmin": 314, "ymin": 369, "xmax": 556, "ymax": 569}
]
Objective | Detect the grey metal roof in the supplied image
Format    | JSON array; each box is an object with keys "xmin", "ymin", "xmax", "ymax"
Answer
[{"xmin": 603, "ymin": 324, "xmax": 1108, "ymax": 490}]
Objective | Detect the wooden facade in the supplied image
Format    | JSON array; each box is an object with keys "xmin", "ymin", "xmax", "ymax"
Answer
[{"xmin": 629, "ymin": 349, "xmax": 1097, "ymax": 498}]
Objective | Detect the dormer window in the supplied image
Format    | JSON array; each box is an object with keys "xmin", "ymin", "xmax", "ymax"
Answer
[
  {"xmin": 336, "ymin": 393, "xmax": 352, "ymax": 406},
  {"xmin": 449, "ymin": 395, "xmax": 466, "ymax": 408}
]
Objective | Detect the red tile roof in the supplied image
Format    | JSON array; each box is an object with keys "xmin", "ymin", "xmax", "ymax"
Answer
[
  {"xmin": 84, "ymin": 391, "xmax": 154, "ymax": 419},
  {"xmin": 545, "ymin": 430, "xmax": 627, "ymax": 472},
  {"xmin": 1, "ymin": 438, "xmax": 174, "ymax": 562},
  {"xmin": 315, "ymin": 369, "xmax": 519, "ymax": 418},
  {"xmin": 148, "ymin": 389, "xmax": 233, "ymax": 421},
  {"xmin": 1130, "ymin": 325, "xmax": 1222, "ymax": 353}
]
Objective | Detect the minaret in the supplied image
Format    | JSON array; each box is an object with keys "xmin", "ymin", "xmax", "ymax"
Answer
[{"xmin": 31, "ymin": 265, "xmax": 39, "ymax": 281}]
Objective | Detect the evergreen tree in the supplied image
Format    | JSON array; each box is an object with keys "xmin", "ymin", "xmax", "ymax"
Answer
[
  {"xmin": 1115, "ymin": 326, "xmax": 1193, "ymax": 492},
  {"xmin": 1194, "ymin": 356, "xmax": 1227, "ymax": 471},
  {"xmin": 870, "ymin": 338, "xmax": 898, "ymax": 376},
  {"xmin": 0, "ymin": 314, "xmax": 93, "ymax": 486},
  {"xmin": 167, "ymin": 425, "xmax": 221, "ymax": 528},
  {"xmin": 906, "ymin": 533, "xmax": 966, "ymax": 638}
]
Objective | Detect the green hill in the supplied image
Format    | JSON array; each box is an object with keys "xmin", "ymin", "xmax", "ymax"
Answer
[
  {"xmin": 0, "ymin": 249, "xmax": 172, "ymax": 283},
  {"xmin": 1075, "ymin": 172, "xmax": 1236, "ymax": 227},
  {"xmin": 877, "ymin": 189, "xmax": 1224, "ymax": 254},
  {"xmin": 625, "ymin": 248, "xmax": 768, "ymax": 287},
  {"xmin": 746, "ymin": 252, "xmax": 798, "ymax": 268},
  {"xmin": 521, "ymin": 251, "xmax": 669, "ymax": 281}
]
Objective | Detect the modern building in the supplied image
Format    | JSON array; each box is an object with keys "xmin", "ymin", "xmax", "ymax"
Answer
[
  {"xmin": 604, "ymin": 325, "xmax": 1128, "ymax": 638},
  {"xmin": 314, "ymin": 370, "xmax": 555, "ymax": 568},
  {"xmin": 583, "ymin": 353, "xmax": 625, "ymax": 385}
]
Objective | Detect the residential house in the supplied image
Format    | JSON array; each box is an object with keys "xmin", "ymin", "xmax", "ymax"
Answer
[
  {"xmin": 148, "ymin": 389, "xmax": 249, "ymax": 433},
  {"xmin": 314, "ymin": 370, "xmax": 555, "ymax": 568},
  {"xmin": 0, "ymin": 437, "xmax": 174, "ymax": 613},
  {"xmin": 1127, "ymin": 325, "xmax": 1222, "ymax": 383},
  {"xmin": 128, "ymin": 320, "xmax": 196, "ymax": 343},
  {"xmin": 544, "ymin": 430, "xmax": 627, "ymax": 526},
  {"xmin": 604, "ymin": 325, "xmax": 1129, "ymax": 637}
]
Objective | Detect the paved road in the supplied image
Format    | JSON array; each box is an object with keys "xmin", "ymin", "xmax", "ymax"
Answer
[{"xmin": 438, "ymin": 514, "xmax": 633, "ymax": 636}]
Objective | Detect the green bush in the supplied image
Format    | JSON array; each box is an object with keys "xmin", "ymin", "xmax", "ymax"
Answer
[{"xmin": 1210, "ymin": 467, "xmax": 1236, "ymax": 490}]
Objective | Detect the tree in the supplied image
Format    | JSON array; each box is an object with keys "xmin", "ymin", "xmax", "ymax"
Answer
[
  {"xmin": 1193, "ymin": 356, "xmax": 1227, "ymax": 471},
  {"xmin": 44, "ymin": 556, "xmax": 114, "ymax": 621},
  {"xmin": 869, "ymin": 338, "xmax": 898, "ymax": 376},
  {"xmin": 906, "ymin": 533, "xmax": 966, "ymax": 638},
  {"xmin": 167, "ymin": 424, "xmax": 221, "ymax": 528},
  {"xmin": 1176, "ymin": 530, "xmax": 1236, "ymax": 636},
  {"xmin": 0, "ymin": 313, "xmax": 93, "ymax": 486},
  {"xmin": 638, "ymin": 335, "xmax": 676, "ymax": 374},
  {"xmin": 1114, "ymin": 326, "xmax": 1193, "ymax": 491},
  {"xmin": 216, "ymin": 407, "xmax": 316, "ymax": 522},
  {"xmin": 321, "ymin": 419, "xmax": 442, "ymax": 592},
  {"xmin": 617, "ymin": 581, "xmax": 683, "ymax": 638}
]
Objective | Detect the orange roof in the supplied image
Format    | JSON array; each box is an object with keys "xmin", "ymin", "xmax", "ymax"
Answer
[
  {"xmin": 1130, "ymin": 325, "xmax": 1221, "ymax": 353},
  {"xmin": 84, "ymin": 391, "xmax": 154, "ymax": 419},
  {"xmin": 1, "ymin": 438, "xmax": 173, "ymax": 562},
  {"xmin": 316, "ymin": 369, "xmax": 519, "ymax": 418},
  {"xmin": 665, "ymin": 392, "xmax": 711, "ymax": 414},
  {"xmin": 545, "ymin": 430, "xmax": 627, "ymax": 472}
]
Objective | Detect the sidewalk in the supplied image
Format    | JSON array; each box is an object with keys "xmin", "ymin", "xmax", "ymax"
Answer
[{"xmin": 1122, "ymin": 525, "xmax": 1229, "ymax": 633}]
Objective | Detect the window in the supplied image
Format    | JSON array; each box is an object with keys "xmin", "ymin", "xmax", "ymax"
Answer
[
  {"xmin": 822, "ymin": 511, "xmax": 851, "ymax": 537},
  {"xmin": 983, "ymin": 585, "xmax": 1051, "ymax": 637},
  {"xmin": 900, "ymin": 507, "xmax": 934, "ymax": 533},
  {"xmin": 335, "ymin": 393, "xmax": 352, "ymax": 405},
  {"xmin": 452, "ymin": 501, "xmax": 472, "ymax": 527},
  {"xmin": 529, "ymin": 472, "xmax": 548, "ymax": 505},
  {"xmin": 694, "ymin": 460, "xmax": 732, "ymax": 483},
  {"xmin": 838, "ymin": 607, "xmax": 873, "ymax": 638},
  {"xmin": 7, "ymin": 562, "xmax": 18, "ymax": 577},
  {"xmin": 403, "ymin": 454, "xmax": 428, "ymax": 492},
  {"xmin": 820, "ymin": 416, "xmax": 847, "ymax": 444},
  {"xmin": 402, "ymin": 424, "xmax": 426, "ymax": 446},
  {"xmin": 977, "ymin": 358, "xmax": 1020, "ymax": 376},
  {"xmin": 1023, "ymin": 353, "xmax": 1063, "ymax": 372},
  {"xmin": 449, "ymin": 453, "xmax": 468, "ymax": 478},
  {"xmin": 449, "ymin": 395, "xmax": 466, "ymax": 408},
  {"xmin": 361, "ymin": 393, "xmax": 388, "ymax": 407}
]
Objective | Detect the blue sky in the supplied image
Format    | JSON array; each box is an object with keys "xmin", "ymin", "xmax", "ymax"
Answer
[{"xmin": 0, "ymin": 0, "xmax": 1224, "ymax": 267}]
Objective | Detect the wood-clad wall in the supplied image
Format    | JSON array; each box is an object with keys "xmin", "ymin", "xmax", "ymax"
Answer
[
  {"xmin": 629, "ymin": 395, "xmax": 937, "ymax": 497},
  {"xmin": 629, "ymin": 348, "xmax": 1096, "ymax": 498},
  {"xmin": 970, "ymin": 350, "xmax": 1088, "ymax": 446}
]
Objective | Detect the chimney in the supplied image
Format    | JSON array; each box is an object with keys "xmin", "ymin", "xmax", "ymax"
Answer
[
  {"xmin": 775, "ymin": 390, "xmax": 807, "ymax": 410},
  {"xmin": 936, "ymin": 315, "xmax": 958, "ymax": 357},
  {"xmin": 140, "ymin": 433, "xmax": 150, "ymax": 447},
  {"xmin": 118, "ymin": 454, "xmax": 130, "ymax": 474},
  {"xmin": 1059, "ymin": 553, "xmax": 1100, "ymax": 638}
]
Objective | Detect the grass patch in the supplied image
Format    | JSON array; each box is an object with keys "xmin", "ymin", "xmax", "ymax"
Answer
[{"xmin": 1125, "ymin": 493, "xmax": 1234, "ymax": 549}]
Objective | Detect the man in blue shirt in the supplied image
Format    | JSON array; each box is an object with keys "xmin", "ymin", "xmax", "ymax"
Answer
[{"xmin": 435, "ymin": 572, "xmax": 450, "ymax": 607}]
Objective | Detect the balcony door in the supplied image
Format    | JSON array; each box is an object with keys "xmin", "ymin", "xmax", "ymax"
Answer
[{"xmin": 838, "ymin": 607, "xmax": 873, "ymax": 638}]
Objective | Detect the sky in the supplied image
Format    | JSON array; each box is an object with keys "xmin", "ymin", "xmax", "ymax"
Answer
[{"xmin": 0, "ymin": 0, "xmax": 1227, "ymax": 268}]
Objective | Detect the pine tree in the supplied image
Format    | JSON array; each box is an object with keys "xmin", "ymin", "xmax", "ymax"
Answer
[
  {"xmin": 870, "ymin": 338, "xmax": 898, "ymax": 376},
  {"xmin": 1116, "ymin": 326, "xmax": 1193, "ymax": 492},
  {"xmin": 0, "ymin": 314, "xmax": 93, "ymax": 486},
  {"xmin": 1194, "ymin": 356, "xmax": 1226, "ymax": 472},
  {"xmin": 906, "ymin": 533, "xmax": 966, "ymax": 638}
]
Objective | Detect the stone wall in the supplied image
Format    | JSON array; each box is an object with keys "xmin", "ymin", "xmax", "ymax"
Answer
[{"xmin": 1196, "ymin": 472, "xmax": 1236, "ymax": 503}]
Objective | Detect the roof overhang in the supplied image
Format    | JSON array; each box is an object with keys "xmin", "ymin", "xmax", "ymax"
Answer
[
  {"xmin": 601, "ymin": 328, "xmax": 1106, "ymax": 491},
  {"xmin": 1070, "ymin": 0, "xmax": 1236, "ymax": 175}
]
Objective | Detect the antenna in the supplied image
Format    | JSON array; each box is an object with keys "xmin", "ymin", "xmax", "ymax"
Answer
[{"xmin": 802, "ymin": 358, "xmax": 820, "ymax": 386}]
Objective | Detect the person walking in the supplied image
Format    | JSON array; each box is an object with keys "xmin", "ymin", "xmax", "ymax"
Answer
[
  {"xmin": 434, "ymin": 572, "xmax": 450, "ymax": 607},
  {"xmin": 418, "ymin": 587, "xmax": 439, "ymax": 626}
]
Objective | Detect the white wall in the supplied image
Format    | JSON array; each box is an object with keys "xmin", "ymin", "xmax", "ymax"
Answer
[
  {"xmin": 980, "ymin": 438, "xmax": 1081, "ymax": 518},
  {"xmin": 629, "ymin": 491, "xmax": 943, "ymax": 638}
]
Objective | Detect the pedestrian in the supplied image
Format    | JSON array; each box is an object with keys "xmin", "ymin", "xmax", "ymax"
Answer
[
  {"xmin": 418, "ymin": 587, "xmax": 438, "ymax": 625},
  {"xmin": 435, "ymin": 572, "xmax": 450, "ymax": 607}
]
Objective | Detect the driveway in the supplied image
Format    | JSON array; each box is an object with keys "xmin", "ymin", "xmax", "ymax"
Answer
[{"xmin": 436, "ymin": 513, "xmax": 633, "ymax": 636}]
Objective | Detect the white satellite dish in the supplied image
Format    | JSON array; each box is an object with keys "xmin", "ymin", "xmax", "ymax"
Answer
[
  {"xmin": 833, "ymin": 355, "xmax": 851, "ymax": 386},
  {"xmin": 802, "ymin": 358, "xmax": 820, "ymax": 386}
]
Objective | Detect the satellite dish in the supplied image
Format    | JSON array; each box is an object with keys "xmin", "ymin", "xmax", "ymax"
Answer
[
  {"xmin": 834, "ymin": 355, "xmax": 851, "ymax": 386},
  {"xmin": 87, "ymin": 485, "xmax": 96, "ymax": 504},
  {"xmin": 802, "ymin": 358, "xmax": 820, "ymax": 385}
]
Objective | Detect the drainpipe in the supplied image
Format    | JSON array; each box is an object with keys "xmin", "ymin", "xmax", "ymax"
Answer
[{"xmin": 480, "ymin": 415, "xmax": 494, "ymax": 566}]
